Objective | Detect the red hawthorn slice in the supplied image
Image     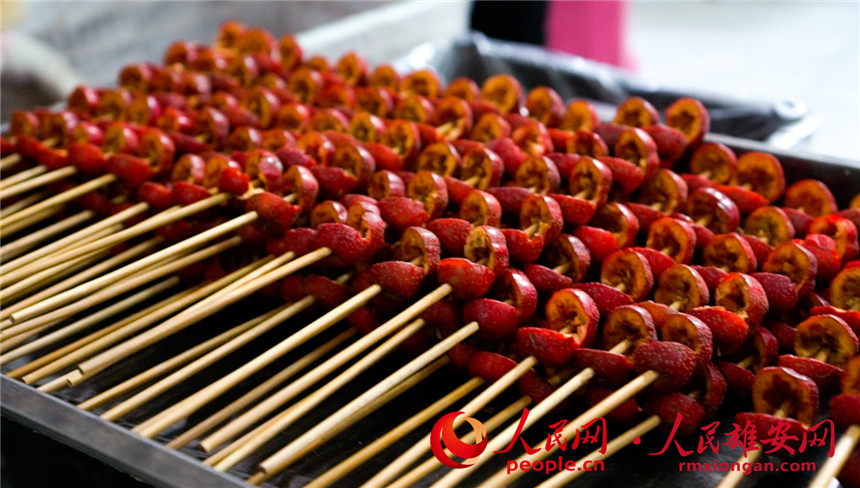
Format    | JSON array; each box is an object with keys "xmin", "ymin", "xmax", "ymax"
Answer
[
  {"xmin": 377, "ymin": 196, "xmax": 428, "ymax": 232},
  {"xmin": 105, "ymin": 153, "xmax": 152, "ymax": 188},
  {"xmin": 696, "ymin": 362, "xmax": 728, "ymax": 418},
  {"xmin": 517, "ymin": 328, "xmax": 579, "ymax": 366},
  {"xmin": 811, "ymin": 305, "xmax": 860, "ymax": 336},
  {"xmin": 689, "ymin": 143, "xmax": 737, "ymax": 185},
  {"xmin": 716, "ymin": 359, "xmax": 756, "ymax": 398},
  {"xmin": 639, "ymin": 169, "xmax": 688, "ymax": 214},
  {"xmin": 246, "ymin": 191, "xmax": 300, "ymax": 235},
  {"xmin": 369, "ymin": 261, "xmax": 426, "ymax": 301},
  {"xmin": 349, "ymin": 112, "xmax": 385, "ymax": 144},
  {"xmin": 303, "ymin": 274, "xmax": 350, "ymax": 307},
  {"xmin": 382, "ymin": 119, "xmax": 422, "ymax": 161},
  {"xmin": 688, "ymin": 306, "xmax": 750, "ymax": 355},
  {"xmin": 654, "ymin": 264, "xmax": 709, "ymax": 312},
  {"xmin": 665, "ymin": 97, "xmax": 710, "ymax": 146},
  {"xmin": 601, "ymin": 305, "xmax": 657, "ymax": 353},
  {"xmin": 467, "ymin": 351, "xmax": 518, "ymax": 382},
  {"xmin": 591, "ymin": 202, "xmax": 640, "ymax": 249},
  {"xmin": 423, "ymin": 300, "xmax": 461, "ymax": 336},
  {"xmin": 480, "ymin": 74, "xmax": 522, "ymax": 114},
  {"xmin": 447, "ymin": 176, "xmax": 476, "ymax": 208},
  {"xmin": 367, "ymin": 170, "xmax": 406, "ymax": 200},
  {"xmin": 702, "ymin": 233, "xmax": 757, "ymax": 273},
  {"xmin": 778, "ymin": 355, "xmax": 842, "ymax": 395},
  {"xmin": 494, "ymin": 269, "xmax": 538, "ymax": 321},
  {"xmin": 524, "ymin": 264, "xmax": 572, "ymax": 294},
  {"xmin": 766, "ymin": 320, "xmax": 798, "ymax": 355},
  {"xmin": 613, "ymin": 96, "xmax": 659, "ymax": 127},
  {"xmin": 687, "ymin": 187, "xmax": 741, "ymax": 234},
  {"xmin": 460, "ymin": 190, "xmax": 502, "ymax": 227},
  {"xmin": 394, "ymin": 226, "xmax": 441, "ymax": 275},
  {"xmin": 245, "ymin": 149, "xmax": 285, "ymax": 193},
  {"xmin": 715, "ymin": 184, "xmax": 769, "ymax": 214},
  {"xmin": 488, "ymin": 186, "xmax": 532, "ymax": 218},
  {"xmin": 136, "ymin": 182, "xmax": 174, "ymax": 212},
  {"xmin": 464, "ymin": 225, "xmax": 509, "ymax": 279},
  {"xmin": 571, "ymin": 283, "xmax": 632, "ymax": 318},
  {"xmin": 172, "ymin": 182, "xmax": 211, "ymax": 207},
  {"xmin": 170, "ymin": 153, "xmax": 206, "ymax": 185},
  {"xmin": 600, "ymin": 249, "xmax": 655, "ymax": 302},
  {"xmin": 784, "ymin": 179, "xmax": 838, "ymax": 218},
  {"xmin": 747, "ymin": 326, "xmax": 780, "ymax": 371},
  {"xmin": 448, "ymin": 343, "xmax": 477, "ymax": 370},
  {"xmin": 315, "ymin": 223, "xmax": 373, "ymax": 264},
  {"xmin": 645, "ymin": 392, "xmax": 706, "ymax": 436},
  {"xmin": 584, "ymin": 386, "xmax": 642, "ymax": 423},
  {"xmin": 518, "ymin": 370, "xmax": 557, "ymax": 405},
  {"xmin": 514, "ymin": 155, "xmax": 560, "ymax": 194},
  {"xmin": 646, "ymin": 217, "xmax": 697, "ymax": 264},
  {"xmin": 763, "ymin": 241, "xmax": 819, "ymax": 296},
  {"xmin": 830, "ymin": 393, "xmax": 860, "ymax": 430},
  {"xmin": 567, "ymin": 128, "xmax": 609, "ymax": 158},
  {"xmin": 540, "ymin": 234, "xmax": 592, "ymax": 283},
  {"xmin": 502, "ymin": 229, "xmax": 544, "ymax": 265},
  {"xmin": 795, "ymin": 314, "xmax": 858, "ymax": 368},
  {"xmin": 575, "ymin": 349, "xmax": 635, "ymax": 386},
  {"xmin": 803, "ymin": 234, "xmax": 842, "ymax": 283},
  {"xmin": 831, "ymin": 266, "xmax": 860, "ymax": 312},
  {"xmin": 267, "ymin": 227, "xmax": 317, "ymax": 257},
  {"xmin": 551, "ymin": 194, "xmax": 596, "ymax": 227},
  {"xmin": 715, "ymin": 273, "xmax": 769, "ymax": 326},
  {"xmin": 460, "ymin": 147, "xmax": 504, "ymax": 190},
  {"xmin": 845, "ymin": 356, "xmax": 860, "ymax": 393},
  {"xmin": 67, "ymin": 142, "xmax": 107, "ymax": 175},
  {"xmin": 434, "ymin": 97, "xmax": 473, "ymax": 140},
  {"xmin": 734, "ymin": 413, "xmax": 808, "ymax": 455},
  {"xmin": 633, "ymin": 341, "xmax": 699, "ymax": 393},
  {"xmin": 346, "ymin": 204, "xmax": 387, "ymax": 257},
  {"xmin": 566, "ymin": 155, "xmax": 612, "ymax": 205},
  {"xmin": 643, "ymin": 125, "xmax": 688, "ymax": 168},
  {"xmin": 520, "ymin": 194, "xmax": 563, "ymax": 240},
  {"xmin": 470, "ymin": 112, "xmax": 511, "ymax": 143},
  {"xmin": 637, "ymin": 301, "xmax": 682, "ymax": 328},
  {"xmin": 661, "ymin": 314, "xmax": 714, "ymax": 367},
  {"xmin": 525, "ymin": 86, "xmax": 564, "ymax": 127},
  {"xmin": 599, "ymin": 156, "xmax": 644, "ymax": 195},
  {"xmin": 751, "ymin": 272, "xmax": 799, "ymax": 315},
  {"xmin": 751, "ymin": 366, "xmax": 819, "ymax": 426},
  {"xmin": 310, "ymin": 200, "xmax": 348, "ymax": 228},
  {"xmin": 560, "ymin": 99, "xmax": 599, "ymax": 132},
  {"xmin": 218, "ymin": 166, "xmax": 250, "ymax": 195},
  {"xmin": 512, "ymin": 121, "xmax": 553, "ymax": 157},
  {"xmin": 626, "ymin": 203, "xmax": 664, "ymax": 233},
  {"xmin": 437, "ymin": 257, "xmax": 496, "ymax": 300},
  {"xmin": 545, "ymin": 288, "xmax": 600, "ymax": 346},
  {"xmin": 361, "ymin": 141, "xmax": 404, "ymax": 172},
  {"xmin": 416, "ymin": 141, "xmax": 460, "ymax": 177},
  {"xmin": 573, "ymin": 226, "xmax": 619, "ymax": 263},
  {"xmin": 334, "ymin": 51, "xmax": 366, "ymax": 85},
  {"xmin": 427, "ymin": 218, "xmax": 472, "ymax": 257},
  {"xmin": 745, "ymin": 205, "xmax": 795, "ymax": 247},
  {"xmin": 444, "ymin": 76, "xmax": 479, "ymax": 100},
  {"xmin": 628, "ymin": 247, "xmax": 676, "ymax": 280},
  {"xmin": 355, "ymin": 86, "xmax": 396, "ymax": 118},
  {"xmin": 487, "ymin": 137, "xmax": 528, "ymax": 176},
  {"xmin": 614, "ymin": 127, "xmax": 659, "ymax": 179},
  {"xmin": 810, "ymin": 215, "xmax": 860, "ymax": 261},
  {"xmin": 401, "ymin": 69, "xmax": 441, "ymax": 99},
  {"xmin": 840, "ymin": 208, "xmax": 860, "ymax": 234},
  {"xmin": 733, "ymin": 151, "xmax": 786, "ymax": 203},
  {"xmin": 407, "ymin": 171, "xmax": 449, "ymax": 220}
]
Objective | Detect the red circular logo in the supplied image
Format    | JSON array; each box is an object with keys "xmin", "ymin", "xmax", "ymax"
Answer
[{"xmin": 430, "ymin": 411, "xmax": 488, "ymax": 469}]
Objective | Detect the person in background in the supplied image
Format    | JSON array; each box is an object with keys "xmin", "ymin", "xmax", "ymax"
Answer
[{"xmin": 470, "ymin": 0, "xmax": 634, "ymax": 70}]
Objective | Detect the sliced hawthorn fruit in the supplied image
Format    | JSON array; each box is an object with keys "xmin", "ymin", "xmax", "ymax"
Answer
[
  {"xmin": 349, "ymin": 112, "xmax": 386, "ymax": 144},
  {"xmin": 401, "ymin": 69, "xmax": 441, "ymax": 99},
  {"xmin": 136, "ymin": 182, "xmax": 174, "ymax": 212},
  {"xmin": 551, "ymin": 155, "xmax": 612, "ymax": 225},
  {"xmin": 434, "ymin": 96, "xmax": 473, "ymax": 140},
  {"xmin": 480, "ymin": 74, "xmax": 523, "ymax": 114},
  {"xmin": 382, "ymin": 119, "xmax": 422, "ymax": 162},
  {"xmin": 367, "ymin": 63, "xmax": 400, "ymax": 91},
  {"xmin": 613, "ymin": 127, "xmax": 660, "ymax": 179},
  {"xmin": 545, "ymin": 287, "xmax": 600, "ymax": 344},
  {"xmin": 524, "ymin": 86, "xmax": 564, "ymax": 127},
  {"xmin": 633, "ymin": 341, "xmax": 699, "ymax": 393},
  {"xmin": 519, "ymin": 370, "xmax": 557, "ymax": 405},
  {"xmin": 427, "ymin": 218, "xmax": 472, "ymax": 257},
  {"xmin": 646, "ymin": 217, "xmax": 697, "ymax": 264},
  {"xmin": 573, "ymin": 226, "xmax": 619, "ymax": 263},
  {"xmin": 690, "ymin": 265, "xmax": 728, "ymax": 298},
  {"xmin": 492, "ymin": 269, "xmax": 538, "ymax": 322},
  {"xmin": 513, "ymin": 155, "xmax": 560, "ymax": 194},
  {"xmin": 644, "ymin": 392, "xmax": 706, "ymax": 436},
  {"xmin": 715, "ymin": 184, "xmax": 770, "ymax": 215},
  {"xmin": 488, "ymin": 186, "xmax": 532, "ymax": 219},
  {"xmin": 694, "ymin": 362, "xmax": 728, "ymax": 418},
  {"xmin": 845, "ymin": 356, "xmax": 860, "ymax": 393},
  {"xmin": 512, "ymin": 121, "xmax": 553, "ymax": 157},
  {"xmin": 735, "ymin": 412, "xmax": 808, "ymax": 455},
  {"xmin": 661, "ymin": 314, "xmax": 714, "ymax": 367},
  {"xmin": 599, "ymin": 155, "xmax": 645, "ymax": 195},
  {"xmin": 393, "ymin": 226, "xmax": 441, "ymax": 275},
  {"xmin": 246, "ymin": 191, "xmax": 301, "ymax": 236},
  {"xmin": 665, "ymin": 97, "xmax": 710, "ymax": 146},
  {"xmin": 602, "ymin": 304, "xmax": 657, "ymax": 353},
  {"xmin": 460, "ymin": 147, "xmax": 504, "ymax": 190},
  {"xmin": 744, "ymin": 205, "xmax": 795, "ymax": 247},
  {"xmin": 310, "ymin": 200, "xmax": 347, "ymax": 228},
  {"xmin": 367, "ymin": 170, "xmax": 406, "ymax": 200},
  {"xmin": 687, "ymin": 187, "xmax": 741, "ymax": 234},
  {"xmin": 637, "ymin": 301, "xmax": 682, "ymax": 329},
  {"xmin": 802, "ymin": 234, "xmax": 842, "ymax": 283},
  {"xmin": 368, "ymin": 261, "xmax": 427, "ymax": 301},
  {"xmin": 613, "ymin": 96, "xmax": 659, "ymax": 127},
  {"xmin": 517, "ymin": 327, "xmax": 579, "ymax": 366},
  {"xmin": 716, "ymin": 359, "xmax": 756, "ymax": 398},
  {"xmin": 470, "ymin": 112, "xmax": 511, "ymax": 143},
  {"xmin": 459, "ymin": 190, "xmax": 502, "ymax": 227},
  {"xmin": 767, "ymin": 320, "xmax": 797, "ymax": 357},
  {"xmin": 778, "ymin": 355, "xmax": 842, "ymax": 395},
  {"xmin": 574, "ymin": 349, "xmax": 635, "ymax": 386},
  {"xmin": 715, "ymin": 273, "xmax": 769, "ymax": 326},
  {"xmin": 487, "ymin": 137, "xmax": 529, "ymax": 177},
  {"xmin": 406, "ymin": 170, "xmax": 448, "ymax": 220},
  {"xmin": 702, "ymin": 233, "xmax": 757, "ymax": 273},
  {"xmin": 794, "ymin": 314, "xmax": 858, "ymax": 368},
  {"xmin": 627, "ymin": 247, "xmax": 676, "ymax": 281},
  {"xmin": 415, "ymin": 141, "xmax": 460, "ymax": 177},
  {"xmin": 464, "ymin": 225, "xmax": 509, "ymax": 280},
  {"xmin": 520, "ymin": 194, "xmax": 563, "ymax": 242},
  {"xmin": 393, "ymin": 93, "xmax": 436, "ymax": 125},
  {"xmin": 600, "ymin": 249, "xmax": 655, "ymax": 302},
  {"xmin": 443, "ymin": 77, "xmax": 479, "ymax": 100},
  {"xmin": 688, "ymin": 306, "xmax": 750, "ymax": 355},
  {"xmin": 763, "ymin": 241, "xmax": 819, "ymax": 297},
  {"xmin": 751, "ymin": 366, "xmax": 819, "ymax": 426},
  {"xmin": 105, "ymin": 153, "xmax": 153, "ymax": 188},
  {"xmin": 244, "ymin": 148, "xmax": 284, "ymax": 193},
  {"xmin": 303, "ymin": 274, "xmax": 350, "ymax": 307},
  {"xmin": 346, "ymin": 203, "xmax": 387, "ymax": 257},
  {"xmin": 830, "ymin": 393, "xmax": 860, "ymax": 430},
  {"xmin": 643, "ymin": 125, "xmax": 688, "ymax": 168},
  {"xmin": 567, "ymin": 129, "xmax": 609, "ymax": 158},
  {"xmin": 831, "ymin": 266, "xmax": 860, "ymax": 312},
  {"xmin": 591, "ymin": 202, "xmax": 640, "ymax": 249},
  {"xmin": 524, "ymin": 234, "xmax": 592, "ymax": 292},
  {"xmin": 377, "ymin": 196, "xmax": 428, "ymax": 232},
  {"xmin": 638, "ymin": 169, "xmax": 688, "ymax": 214},
  {"xmin": 654, "ymin": 264, "xmax": 710, "ymax": 312},
  {"xmin": 354, "ymin": 86, "xmax": 395, "ymax": 118},
  {"xmin": 171, "ymin": 182, "xmax": 211, "ymax": 207},
  {"xmin": 627, "ymin": 203, "xmax": 665, "ymax": 233},
  {"xmin": 467, "ymin": 351, "xmax": 518, "ymax": 382},
  {"xmin": 732, "ymin": 151, "xmax": 786, "ymax": 204},
  {"xmin": 750, "ymin": 272, "xmax": 799, "ymax": 316},
  {"xmin": 784, "ymin": 179, "xmax": 838, "ymax": 218},
  {"xmin": 560, "ymin": 99, "xmax": 600, "ymax": 132},
  {"xmin": 810, "ymin": 215, "xmax": 860, "ymax": 262},
  {"xmin": 811, "ymin": 305, "xmax": 860, "ymax": 336}
]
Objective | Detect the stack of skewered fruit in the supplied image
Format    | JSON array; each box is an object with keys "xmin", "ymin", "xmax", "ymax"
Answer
[{"xmin": 2, "ymin": 20, "xmax": 860, "ymax": 488}]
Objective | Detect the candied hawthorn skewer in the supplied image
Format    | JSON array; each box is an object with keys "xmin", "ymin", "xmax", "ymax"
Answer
[{"xmin": 809, "ymin": 356, "xmax": 860, "ymax": 488}]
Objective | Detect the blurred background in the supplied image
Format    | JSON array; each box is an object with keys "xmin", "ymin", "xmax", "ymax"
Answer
[{"xmin": 1, "ymin": 1, "xmax": 857, "ymax": 161}]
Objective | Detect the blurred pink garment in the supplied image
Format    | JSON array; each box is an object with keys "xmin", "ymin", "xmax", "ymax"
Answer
[{"xmin": 545, "ymin": 0, "xmax": 636, "ymax": 70}]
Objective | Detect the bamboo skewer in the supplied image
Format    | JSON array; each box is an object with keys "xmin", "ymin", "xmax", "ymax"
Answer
[
  {"xmin": 7, "ymin": 212, "xmax": 254, "ymax": 324},
  {"xmin": 1, "ymin": 204, "xmax": 66, "ymax": 237},
  {"xmin": 307, "ymin": 376, "xmax": 485, "ymax": 488},
  {"xmin": 246, "ymin": 322, "xmax": 480, "ymax": 485},
  {"xmin": 1, "ymin": 201, "xmax": 148, "ymax": 275},
  {"xmin": 98, "ymin": 298, "xmax": 315, "ymax": 421},
  {"xmin": 0, "ymin": 191, "xmax": 49, "ymax": 218},
  {"xmin": 476, "ymin": 369, "xmax": 662, "ymax": 488},
  {"xmin": 0, "ymin": 165, "xmax": 48, "ymax": 189},
  {"xmin": 0, "ymin": 166, "xmax": 77, "ymax": 200},
  {"xmin": 0, "ymin": 138, "xmax": 57, "ymax": 173},
  {"xmin": 2, "ymin": 173, "xmax": 116, "ymax": 227},
  {"xmin": 536, "ymin": 415, "xmax": 663, "ymax": 488},
  {"xmin": 167, "ymin": 328, "xmax": 357, "ymax": 450},
  {"xmin": 207, "ymin": 317, "xmax": 428, "ymax": 469},
  {"xmin": 20, "ymin": 260, "xmax": 267, "ymax": 387},
  {"xmin": 808, "ymin": 424, "xmax": 860, "ymax": 488},
  {"xmin": 1, "ymin": 236, "xmax": 241, "ymax": 338},
  {"xmin": 130, "ymin": 277, "xmax": 375, "ymax": 438},
  {"xmin": 0, "ymin": 278, "xmax": 180, "ymax": 363},
  {"xmin": 0, "ymin": 246, "xmax": 110, "ymax": 304},
  {"xmin": 0, "ymin": 236, "xmax": 164, "ymax": 321},
  {"xmin": 0, "ymin": 209, "xmax": 94, "ymax": 260},
  {"xmin": 80, "ymin": 305, "xmax": 288, "ymax": 412}
]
